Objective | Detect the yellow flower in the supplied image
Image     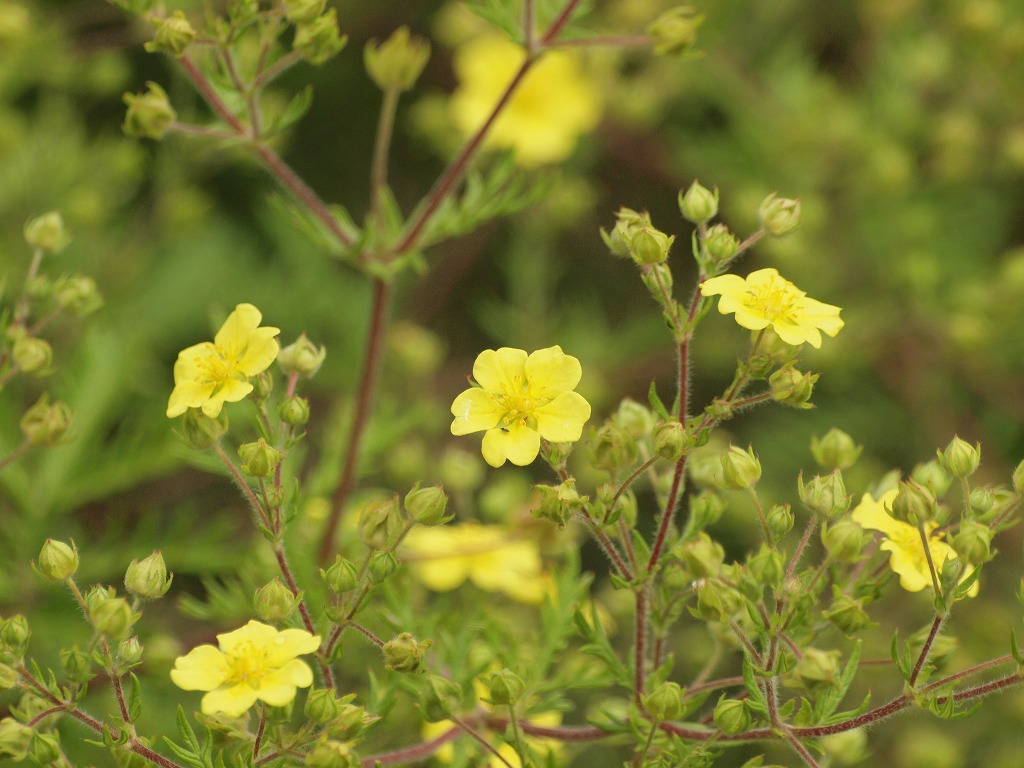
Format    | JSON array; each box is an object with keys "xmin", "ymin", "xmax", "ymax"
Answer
[
  {"xmin": 170, "ymin": 620, "xmax": 320, "ymax": 717},
  {"xmin": 167, "ymin": 303, "xmax": 280, "ymax": 418},
  {"xmin": 699, "ymin": 268, "xmax": 844, "ymax": 348},
  {"xmin": 851, "ymin": 491, "xmax": 978, "ymax": 596},
  {"xmin": 400, "ymin": 523, "xmax": 547, "ymax": 604},
  {"xmin": 451, "ymin": 346, "xmax": 591, "ymax": 468},
  {"xmin": 449, "ymin": 35, "xmax": 603, "ymax": 167}
]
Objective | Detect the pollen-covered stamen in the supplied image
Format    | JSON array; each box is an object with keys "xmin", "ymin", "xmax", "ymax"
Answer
[
  {"xmin": 746, "ymin": 278, "xmax": 802, "ymax": 323},
  {"xmin": 496, "ymin": 374, "xmax": 550, "ymax": 429},
  {"xmin": 225, "ymin": 642, "xmax": 269, "ymax": 688}
]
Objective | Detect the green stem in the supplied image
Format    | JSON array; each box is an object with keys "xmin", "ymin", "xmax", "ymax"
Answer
[{"xmin": 370, "ymin": 87, "xmax": 400, "ymax": 233}]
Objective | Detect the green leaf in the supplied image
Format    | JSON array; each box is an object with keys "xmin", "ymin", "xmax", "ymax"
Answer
[
  {"xmin": 813, "ymin": 639, "xmax": 862, "ymax": 722},
  {"xmin": 267, "ymin": 85, "xmax": 314, "ymax": 136},
  {"xmin": 648, "ymin": 380, "xmax": 671, "ymax": 420},
  {"xmin": 127, "ymin": 672, "xmax": 143, "ymax": 723}
]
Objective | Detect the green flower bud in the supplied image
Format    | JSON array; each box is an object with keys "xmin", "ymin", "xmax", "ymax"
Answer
[
  {"xmin": 304, "ymin": 738, "xmax": 359, "ymax": 768},
  {"xmin": 969, "ymin": 487, "xmax": 995, "ymax": 516},
  {"xmin": 689, "ymin": 491, "xmax": 725, "ymax": 529},
  {"xmin": 712, "ymin": 698, "xmax": 750, "ymax": 734},
  {"xmin": 769, "ymin": 364, "xmax": 818, "ymax": 409},
  {"xmin": 60, "ymin": 645, "xmax": 93, "ymax": 684},
  {"xmin": 0, "ymin": 663, "xmax": 19, "ymax": 690},
  {"xmin": 675, "ymin": 532, "xmax": 724, "ymax": 578},
  {"xmin": 694, "ymin": 578, "xmax": 742, "ymax": 622},
  {"xmin": 283, "ymin": 0, "xmax": 325, "ymax": 23},
  {"xmin": 404, "ymin": 484, "xmax": 451, "ymax": 526},
  {"xmin": 23, "ymin": 211, "xmax": 69, "ymax": 253},
  {"xmin": 420, "ymin": 673, "xmax": 462, "ymax": 722},
  {"xmin": 647, "ymin": 6, "xmax": 704, "ymax": 57},
  {"xmin": 177, "ymin": 408, "xmax": 228, "ymax": 450},
  {"xmin": 278, "ymin": 333, "xmax": 326, "ymax": 378},
  {"xmin": 238, "ymin": 438, "xmax": 284, "ymax": 478},
  {"xmin": 720, "ymin": 445, "xmax": 761, "ymax": 490},
  {"xmin": 321, "ymin": 556, "xmax": 359, "ymax": 594},
  {"xmin": 12, "ymin": 337, "xmax": 52, "ymax": 376},
  {"xmin": 950, "ymin": 521, "xmax": 993, "ymax": 564},
  {"xmin": 254, "ymin": 578, "xmax": 301, "ymax": 621},
  {"xmin": 438, "ymin": 447, "xmax": 485, "ymax": 493},
  {"xmin": 640, "ymin": 261, "xmax": 674, "ymax": 298},
  {"xmin": 747, "ymin": 543, "xmax": 784, "ymax": 585},
  {"xmin": 793, "ymin": 647, "xmax": 841, "ymax": 689},
  {"xmin": 601, "ymin": 207, "xmax": 647, "ymax": 257},
  {"xmin": 757, "ymin": 193, "xmax": 801, "ymax": 237},
  {"xmin": 891, "ymin": 478, "xmax": 937, "ymax": 524},
  {"xmin": 629, "ymin": 226, "xmax": 674, "ymax": 265},
  {"xmin": 250, "ymin": 370, "xmax": 274, "ymax": 401},
  {"xmin": 123, "ymin": 82, "xmax": 176, "ymax": 140},
  {"xmin": 293, "ymin": 10, "xmax": 347, "ymax": 65},
  {"xmin": 822, "ymin": 728, "xmax": 868, "ymax": 766},
  {"xmin": 0, "ymin": 717, "xmax": 32, "ymax": 760},
  {"xmin": 642, "ymin": 681, "xmax": 685, "ymax": 721},
  {"xmin": 654, "ymin": 420, "xmax": 691, "ymax": 461},
  {"xmin": 305, "ymin": 688, "xmax": 344, "ymax": 725},
  {"xmin": 614, "ymin": 398, "xmax": 655, "ymax": 439},
  {"xmin": 117, "ymin": 636, "xmax": 144, "ymax": 666},
  {"xmin": 588, "ymin": 422, "xmax": 638, "ymax": 472},
  {"xmin": 144, "ymin": 10, "xmax": 196, "ymax": 56},
  {"xmin": 84, "ymin": 585, "xmax": 115, "ymax": 615},
  {"xmin": 382, "ymin": 632, "xmax": 430, "ymax": 673},
  {"xmin": 35, "ymin": 539, "xmax": 78, "ymax": 581},
  {"xmin": 678, "ymin": 180, "xmax": 718, "ymax": 224},
  {"xmin": 0, "ymin": 615, "xmax": 30, "ymax": 660},
  {"xmin": 486, "ymin": 668, "xmax": 524, "ymax": 706},
  {"xmin": 810, "ymin": 428, "xmax": 862, "ymax": 470},
  {"xmin": 938, "ymin": 436, "xmax": 981, "ymax": 478},
  {"xmin": 1013, "ymin": 458, "xmax": 1024, "ymax": 496},
  {"xmin": 823, "ymin": 590, "xmax": 872, "ymax": 635},
  {"xmin": 124, "ymin": 550, "xmax": 172, "ymax": 600},
  {"xmin": 90, "ymin": 596, "xmax": 136, "ymax": 640},
  {"xmin": 280, "ymin": 395, "xmax": 311, "ymax": 427},
  {"xmin": 367, "ymin": 551, "xmax": 398, "ymax": 584},
  {"xmin": 821, "ymin": 519, "xmax": 865, "ymax": 563},
  {"xmin": 766, "ymin": 504, "xmax": 794, "ymax": 539},
  {"xmin": 532, "ymin": 481, "xmax": 585, "ymax": 529},
  {"xmin": 798, "ymin": 471, "xmax": 849, "ymax": 519},
  {"xmin": 53, "ymin": 274, "xmax": 103, "ymax": 317},
  {"xmin": 702, "ymin": 223, "xmax": 739, "ymax": 264},
  {"xmin": 358, "ymin": 496, "xmax": 403, "ymax": 549},
  {"xmin": 364, "ymin": 26, "xmax": 430, "ymax": 92},
  {"xmin": 911, "ymin": 459, "xmax": 952, "ymax": 497},
  {"xmin": 28, "ymin": 732, "xmax": 61, "ymax": 765}
]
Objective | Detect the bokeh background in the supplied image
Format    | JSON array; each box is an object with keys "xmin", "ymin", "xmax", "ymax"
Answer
[{"xmin": 2, "ymin": 0, "xmax": 1024, "ymax": 765}]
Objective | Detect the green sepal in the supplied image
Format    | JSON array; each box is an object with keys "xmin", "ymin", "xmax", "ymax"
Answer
[
  {"xmin": 648, "ymin": 381, "xmax": 671, "ymax": 421},
  {"xmin": 267, "ymin": 85, "xmax": 314, "ymax": 136},
  {"xmin": 127, "ymin": 672, "xmax": 143, "ymax": 723}
]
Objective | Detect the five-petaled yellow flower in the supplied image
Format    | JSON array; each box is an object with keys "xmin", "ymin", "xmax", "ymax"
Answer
[
  {"xmin": 851, "ymin": 491, "xmax": 978, "ymax": 596},
  {"xmin": 700, "ymin": 268, "xmax": 844, "ymax": 348},
  {"xmin": 449, "ymin": 35, "xmax": 603, "ymax": 167},
  {"xmin": 450, "ymin": 346, "xmax": 591, "ymax": 468},
  {"xmin": 400, "ymin": 523, "xmax": 547, "ymax": 604},
  {"xmin": 167, "ymin": 303, "xmax": 280, "ymax": 419},
  {"xmin": 170, "ymin": 620, "xmax": 320, "ymax": 717}
]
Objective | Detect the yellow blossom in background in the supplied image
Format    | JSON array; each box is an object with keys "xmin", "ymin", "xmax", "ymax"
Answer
[
  {"xmin": 451, "ymin": 346, "xmax": 591, "ymax": 468},
  {"xmin": 170, "ymin": 620, "xmax": 320, "ymax": 716},
  {"xmin": 167, "ymin": 303, "xmax": 280, "ymax": 418},
  {"xmin": 851, "ymin": 491, "xmax": 978, "ymax": 596},
  {"xmin": 449, "ymin": 35, "xmax": 603, "ymax": 167},
  {"xmin": 699, "ymin": 268, "xmax": 844, "ymax": 348},
  {"xmin": 400, "ymin": 523, "xmax": 547, "ymax": 603}
]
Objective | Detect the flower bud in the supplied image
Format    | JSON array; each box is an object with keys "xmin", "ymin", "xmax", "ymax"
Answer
[
  {"xmin": 238, "ymin": 438, "xmax": 284, "ymax": 478},
  {"xmin": 823, "ymin": 590, "xmax": 872, "ymax": 635},
  {"xmin": 12, "ymin": 337, "xmax": 52, "ymax": 375},
  {"xmin": 144, "ymin": 10, "xmax": 196, "ymax": 56},
  {"xmin": 642, "ymin": 681, "xmax": 685, "ymax": 721},
  {"xmin": 23, "ymin": 211, "xmax": 69, "ymax": 253},
  {"xmin": 278, "ymin": 333, "xmax": 326, "ymax": 378},
  {"xmin": 304, "ymin": 738, "xmax": 359, "ymax": 768},
  {"xmin": 719, "ymin": 445, "xmax": 761, "ymax": 490},
  {"xmin": 321, "ymin": 556, "xmax": 359, "ymax": 594},
  {"xmin": 420, "ymin": 674, "xmax": 462, "ymax": 722},
  {"xmin": 629, "ymin": 226, "xmax": 674, "ymax": 265},
  {"xmin": 588, "ymin": 423, "xmax": 637, "ymax": 472},
  {"xmin": 694, "ymin": 578, "xmax": 742, "ymax": 622},
  {"xmin": 713, "ymin": 698, "xmax": 750, "ymax": 734},
  {"xmin": 798, "ymin": 471, "xmax": 849, "ymax": 519},
  {"xmin": 367, "ymin": 551, "xmax": 398, "ymax": 584},
  {"xmin": 950, "ymin": 521, "xmax": 993, "ymax": 564},
  {"xmin": 293, "ymin": 10, "xmax": 347, "ymax": 65},
  {"xmin": 35, "ymin": 539, "xmax": 78, "ymax": 581},
  {"xmin": 404, "ymin": 484, "xmax": 451, "ymax": 526},
  {"xmin": 747, "ymin": 543, "xmax": 784, "ymax": 585},
  {"xmin": 382, "ymin": 632, "xmax": 430, "ymax": 673},
  {"xmin": 601, "ymin": 207, "xmax": 647, "ymax": 257},
  {"xmin": 614, "ymin": 398, "xmax": 655, "ymax": 439},
  {"xmin": 532, "ymin": 481, "xmax": 584, "ymax": 529},
  {"xmin": 251, "ymin": 370, "xmax": 274, "ymax": 401},
  {"xmin": 810, "ymin": 428, "xmax": 862, "ymax": 470},
  {"xmin": 0, "ymin": 663, "xmax": 19, "ymax": 690},
  {"xmin": 280, "ymin": 395, "xmax": 311, "ymax": 427},
  {"xmin": 61, "ymin": 645, "xmax": 93, "ymax": 684},
  {"xmin": 647, "ymin": 6, "xmax": 704, "ymax": 57},
  {"xmin": 28, "ymin": 732, "xmax": 61, "ymax": 765},
  {"xmin": 176, "ymin": 408, "xmax": 228, "ymax": 449},
  {"xmin": 283, "ymin": 0, "xmax": 325, "ymax": 23},
  {"xmin": 654, "ymin": 420, "xmax": 690, "ymax": 461},
  {"xmin": 90, "ymin": 596, "xmax": 136, "ymax": 640},
  {"xmin": 486, "ymin": 668, "xmax": 524, "ymax": 706},
  {"xmin": 53, "ymin": 274, "xmax": 103, "ymax": 317},
  {"xmin": 793, "ymin": 648, "xmax": 841, "ymax": 689},
  {"xmin": 766, "ymin": 504, "xmax": 794, "ymax": 539},
  {"xmin": 124, "ymin": 550, "xmax": 172, "ymax": 600},
  {"xmin": 0, "ymin": 615, "xmax": 30, "ymax": 662},
  {"xmin": 892, "ymin": 479, "xmax": 937, "ymax": 524},
  {"xmin": 769, "ymin": 365, "xmax": 818, "ymax": 409},
  {"xmin": 639, "ymin": 261, "xmax": 674, "ymax": 298},
  {"xmin": 364, "ymin": 27, "xmax": 430, "ymax": 92},
  {"xmin": 675, "ymin": 532, "xmax": 723, "ymax": 578},
  {"xmin": 911, "ymin": 459, "xmax": 952, "ymax": 498},
  {"xmin": 821, "ymin": 519, "xmax": 865, "ymax": 563},
  {"xmin": 117, "ymin": 636, "xmax": 144, "ymax": 666},
  {"xmin": 358, "ymin": 496, "xmax": 404, "ymax": 549},
  {"xmin": 688, "ymin": 491, "xmax": 725, "ymax": 529},
  {"xmin": 254, "ymin": 578, "xmax": 301, "ymax": 621},
  {"xmin": 938, "ymin": 436, "xmax": 981, "ymax": 478},
  {"xmin": 0, "ymin": 718, "xmax": 32, "ymax": 760},
  {"xmin": 702, "ymin": 223, "xmax": 739, "ymax": 265},
  {"xmin": 968, "ymin": 487, "xmax": 995, "ymax": 516},
  {"xmin": 678, "ymin": 181, "xmax": 718, "ymax": 225},
  {"xmin": 123, "ymin": 82, "xmax": 176, "ymax": 140},
  {"xmin": 757, "ymin": 193, "xmax": 801, "ymax": 237},
  {"xmin": 304, "ymin": 688, "xmax": 344, "ymax": 724}
]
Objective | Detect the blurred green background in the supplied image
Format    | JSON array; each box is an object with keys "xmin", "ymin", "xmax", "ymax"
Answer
[{"xmin": 2, "ymin": 0, "xmax": 1024, "ymax": 765}]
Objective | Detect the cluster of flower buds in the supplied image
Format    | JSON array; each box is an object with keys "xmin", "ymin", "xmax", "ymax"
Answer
[{"xmin": 364, "ymin": 27, "xmax": 431, "ymax": 92}]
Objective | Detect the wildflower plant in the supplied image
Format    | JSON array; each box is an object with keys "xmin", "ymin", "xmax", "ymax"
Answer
[{"xmin": 2, "ymin": 3, "xmax": 1024, "ymax": 768}]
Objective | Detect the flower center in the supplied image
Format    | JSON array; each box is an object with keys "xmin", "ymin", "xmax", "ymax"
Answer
[
  {"xmin": 196, "ymin": 345, "xmax": 242, "ymax": 387},
  {"xmin": 496, "ymin": 374, "xmax": 546, "ymax": 429},
  {"xmin": 225, "ymin": 641, "xmax": 269, "ymax": 689},
  {"xmin": 746, "ymin": 277, "xmax": 800, "ymax": 323}
]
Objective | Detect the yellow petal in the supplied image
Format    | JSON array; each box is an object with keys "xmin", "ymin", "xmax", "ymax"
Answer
[
  {"xmin": 481, "ymin": 423, "xmax": 540, "ymax": 467},
  {"xmin": 525, "ymin": 346, "xmax": 581, "ymax": 398},
  {"xmin": 851, "ymin": 491, "xmax": 900, "ymax": 536},
  {"xmin": 216, "ymin": 620, "xmax": 277, "ymax": 653},
  {"xmin": 534, "ymin": 392, "xmax": 591, "ymax": 442},
  {"xmin": 451, "ymin": 387, "xmax": 504, "ymax": 435},
  {"xmin": 265, "ymin": 629, "xmax": 321, "ymax": 666},
  {"xmin": 259, "ymin": 659, "xmax": 314, "ymax": 697},
  {"xmin": 170, "ymin": 645, "xmax": 230, "ymax": 691},
  {"xmin": 699, "ymin": 274, "xmax": 745, "ymax": 299},
  {"xmin": 472, "ymin": 347, "xmax": 527, "ymax": 392},
  {"xmin": 237, "ymin": 329, "xmax": 280, "ymax": 376},
  {"xmin": 214, "ymin": 304, "xmax": 263, "ymax": 348},
  {"xmin": 200, "ymin": 685, "xmax": 259, "ymax": 717}
]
